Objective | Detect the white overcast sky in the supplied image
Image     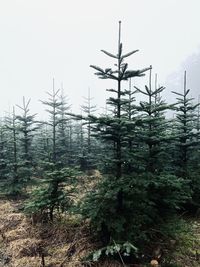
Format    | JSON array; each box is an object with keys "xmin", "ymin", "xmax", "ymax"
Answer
[{"xmin": 0, "ymin": 0, "xmax": 200, "ymax": 117}]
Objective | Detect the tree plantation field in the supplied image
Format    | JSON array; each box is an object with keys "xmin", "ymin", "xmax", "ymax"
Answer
[
  {"xmin": 0, "ymin": 22, "xmax": 200, "ymax": 266},
  {"xmin": 0, "ymin": 181, "xmax": 200, "ymax": 267}
]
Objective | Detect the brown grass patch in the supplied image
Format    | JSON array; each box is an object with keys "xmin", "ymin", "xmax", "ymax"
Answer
[
  {"xmin": 11, "ymin": 256, "xmax": 41, "ymax": 267},
  {"xmin": 8, "ymin": 238, "xmax": 42, "ymax": 258}
]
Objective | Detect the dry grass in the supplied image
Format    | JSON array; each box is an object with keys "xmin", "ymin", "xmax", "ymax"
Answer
[
  {"xmin": 168, "ymin": 219, "xmax": 200, "ymax": 267},
  {"xmin": 0, "ymin": 172, "xmax": 200, "ymax": 267},
  {"xmin": 0, "ymin": 171, "xmax": 103, "ymax": 266},
  {"xmin": 0, "ymin": 198, "xmax": 100, "ymax": 267},
  {"xmin": 0, "ymin": 193, "xmax": 126, "ymax": 267}
]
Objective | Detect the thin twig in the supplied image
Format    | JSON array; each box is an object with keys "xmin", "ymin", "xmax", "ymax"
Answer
[{"xmin": 112, "ymin": 239, "xmax": 126, "ymax": 267}]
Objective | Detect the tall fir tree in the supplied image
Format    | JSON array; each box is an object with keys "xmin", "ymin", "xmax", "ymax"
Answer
[
  {"xmin": 82, "ymin": 22, "xmax": 151, "ymax": 243},
  {"xmin": 172, "ymin": 72, "xmax": 200, "ymax": 208},
  {"xmin": 134, "ymin": 68, "xmax": 172, "ymax": 173},
  {"xmin": 80, "ymin": 88, "xmax": 97, "ymax": 170},
  {"xmin": 172, "ymin": 71, "xmax": 199, "ymax": 178},
  {"xmin": 16, "ymin": 97, "xmax": 38, "ymax": 185},
  {"xmin": 26, "ymin": 80, "xmax": 76, "ymax": 221},
  {"xmin": 57, "ymin": 88, "xmax": 71, "ymax": 165},
  {"xmin": 4, "ymin": 107, "xmax": 20, "ymax": 194},
  {"xmin": 90, "ymin": 21, "xmax": 149, "ymax": 179}
]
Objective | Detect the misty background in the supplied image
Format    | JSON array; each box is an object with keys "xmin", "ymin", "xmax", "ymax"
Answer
[{"xmin": 0, "ymin": 0, "xmax": 200, "ymax": 118}]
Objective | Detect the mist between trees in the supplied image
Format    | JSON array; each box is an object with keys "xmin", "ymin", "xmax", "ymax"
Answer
[{"xmin": 0, "ymin": 22, "xmax": 200, "ymax": 266}]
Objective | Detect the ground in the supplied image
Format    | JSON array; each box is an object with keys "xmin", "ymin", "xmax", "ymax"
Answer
[
  {"xmin": 0, "ymin": 172, "xmax": 122, "ymax": 267},
  {"xmin": 0, "ymin": 172, "xmax": 200, "ymax": 267},
  {"xmin": 0, "ymin": 198, "xmax": 96, "ymax": 267},
  {"xmin": 0, "ymin": 198, "xmax": 200, "ymax": 267}
]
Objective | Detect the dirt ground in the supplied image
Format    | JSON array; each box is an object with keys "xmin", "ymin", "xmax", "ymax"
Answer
[
  {"xmin": 0, "ymin": 186, "xmax": 199, "ymax": 267},
  {"xmin": 0, "ymin": 199, "xmax": 95, "ymax": 267}
]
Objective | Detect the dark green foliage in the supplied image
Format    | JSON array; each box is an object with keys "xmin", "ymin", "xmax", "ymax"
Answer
[
  {"xmin": 80, "ymin": 23, "xmax": 196, "ymax": 258},
  {"xmin": 172, "ymin": 71, "xmax": 199, "ymax": 178},
  {"xmin": 134, "ymin": 70, "xmax": 175, "ymax": 174},
  {"xmin": 90, "ymin": 22, "xmax": 149, "ymax": 179},
  {"xmin": 40, "ymin": 81, "xmax": 62, "ymax": 163},
  {"xmin": 3, "ymin": 108, "xmax": 21, "ymax": 195},
  {"xmin": 25, "ymin": 81, "xmax": 77, "ymax": 221},
  {"xmin": 80, "ymin": 88, "xmax": 97, "ymax": 170},
  {"xmin": 57, "ymin": 91, "xmax": 71, "ymax": 165},
  {"xmin": 171, "ymin": 72, "xmax": 200, "ymax": 209},
  {"xmin": 0, "ymin": 21, "xmax": 199, "ymax": 267},
  {"xmin": 16, "ymin": 97, "xmax": 38, "ymax": 184},
  {"xmin": 81, "ymin": 172, "xmax": 190, "ymax": 246},
  {"xmin": 33, "ymin": 124, "xmax": 52, "ymax": 164},
  {"xmin": 25, "ymin": 163, "xmax": 76, "ymax": 220},
  {"xmin": 2, "ymin": 99, "xmax": 38, "ymax": 196},
  {"xmin": 0, "ymin": 124, "xmax": 9, "ymax": 181}
]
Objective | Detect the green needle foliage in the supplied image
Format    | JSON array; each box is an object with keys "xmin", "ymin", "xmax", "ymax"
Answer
[
  {"xmin": 0, "ymin": 21, "xmax": 199, "ymax": 266},
  {"xmin": 134, "ymin": 70, "xmax": 173, "ymax": 173},
  {"xmin": 57, "ymin": 90, "xmax": 71, "ymax": 166},
  {"xmin": 81, "ymin": 23, "xmax": 192, "ymax": 252},
  {"xmin": 89, "ymin": 21, "xmax": 150, "ymax": 179},
  {"xmin": 172, "ymin": 71, "xmax": 200, "ymax": 208},
  {"xmin": 172, "ymin": 71, "xmax": 199, "ymax": 178},
  {"xmin": 25, "ymin": 80, "xmax": 76, "ymax": 221},
  {"xmin": 80, "ymin": 88, "xmax": 97, "ymax": 170},
  {"xmin": 4, "ymin": 108, "xmax": 20, "ymax": 195},
  {"xmin": 0, "ymin": 123, "xmax": 9, "ymax": 181},
  {"xmin": 25, "ymin": 163, "xmax": 76, "ymax": 221},
  {"xmin": 16, "ymin": 97, "xmax": 38, "ymax": 190},
  {"xmin": 82, "ymin": 22, "xmax": 153, "ymax": 245}
]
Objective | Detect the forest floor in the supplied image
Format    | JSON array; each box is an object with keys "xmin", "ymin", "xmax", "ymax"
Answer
[{"xmin": 0, "ymin": 174, "xmax": 200, "ymax": 267}]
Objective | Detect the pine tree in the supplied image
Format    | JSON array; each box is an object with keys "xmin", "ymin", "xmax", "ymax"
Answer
[
  {"xmin": 80, "ymin": 88, "xmax": 97, "ymax": 170},
  {"xmin": 57, "ymin": 89, "xmax": 71, "ymax": 165},
  {"xmin": 121, "ymin": 78, "xmax": 138, "ymax": 173},
  {"xmin": 26, "ymin": 80, "xmax": 76, "ymax": 221},
  {"xmin": 171, "ymin": 72, "xmax": 200, "ymax": 209},
  {"xmin": 33, "ymin": 124, "xmax": 52, "ymax": 164},
  {"xmin": 40, "ymin": 80, "xmax": 62, "ymax": 163},
  {"xmin": 16, "ymin": 97, "xmax": 38, "ymax": 185},
  {"xmin": 134, "ymin": 69, "xmax": 172, "ymax": 173},
  {"xmin": 90, "ymin": 21, "xmax": 149, "ymax": 179},
  {"xmin": 131, "ymin": 70, "xmax": 190, "ymax": 220},
  {"xmin": 4, "ymin": 107, "xmax": 20, "ymax": 194},
  {"xmin": 82, "ymin": 22, "xmax": 150, "ymax": 243},
  {"xmin": 0, "ymin": 121, "xmax": 8, "ymax": 181},
  {"xmin": 172, "ymin": 71, "xmax": 199, "ymax": 178}
]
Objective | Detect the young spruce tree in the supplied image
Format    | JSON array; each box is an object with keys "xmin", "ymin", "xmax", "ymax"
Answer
[
  {"xmin": 25, "ymin": 80, "xmax": 76, "ymax": 221},
  {"xmin": 82, "ymin": 22, "xmax": 150, "ymax": 244}
]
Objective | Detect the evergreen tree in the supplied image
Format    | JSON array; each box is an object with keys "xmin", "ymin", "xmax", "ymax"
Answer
[
  {"xmin": 172, "ymin": 71, "xmax": 200, "ymax": 208},
  {"xmin": 172, "ymin": 71, "xmax": 199, "ymax": 178},
  {"xmin": 16, "ymin": 97, "xmax": 38, "ymax": 185},
  {"xmin": 90, "ymin": 21, "xmax": 149, "ymax": 179},
  {"xmin": 82, "ymin": 23, "xmax": 190, "ymax": 249},
  {"xmin": 40, "ymin": 81, "xmax": 62, "ymax": 163},
  {"xmin": 0, "ymin": 121, "xmax": 9, "ymax": 181},
  {"xmin": 26, "ymin": 80, "xmax": 76, "ymax": 221},
  {"xmin": 134, "ymin": 69, "xmax": 172, "ymax": 173},
  {"xmin": 121, "ymin": 78, "xmax": 138, "ymax": 173},
  {"xmin": 4, "ymin": 108, "xmax": 20, "ymax": 194},
  {"xmin": 57, "ymin": 89, "xmax": 71, "ymax": 165},
  {"xmin": 80, "ymin": 88, "xmax": 97, "ymax": 170},
  {"xmin": 33, "ymin": 124, "xmax": 52, "ymax": 165},
  {"xmin": 82, "ymin": 22, "xmax": 151, "ymax": 243}
]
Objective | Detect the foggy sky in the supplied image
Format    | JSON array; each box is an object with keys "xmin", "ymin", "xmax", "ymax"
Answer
[{"xmin": 0, "ymin": 0, "xmax": 200, "ymax": 118}]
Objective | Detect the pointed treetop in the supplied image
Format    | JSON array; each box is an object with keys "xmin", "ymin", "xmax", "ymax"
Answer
[
  {"xmin": 184, "ymin": 70, "xmax": 187, "ymax": 95},
  {"xmin": 155, "ymin": 73, "xmax": 158, "ymax": 91},
  {"xmin": 149, "ymin": 65, "xmax": 152, "ymax": 93},
  {"xmin": 118, "ymin": 21, "xmax": 121, "ymax": 51},
  {"xmin": 53, "ymin": 78, "xmax": 55, "ymax": 94}
]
